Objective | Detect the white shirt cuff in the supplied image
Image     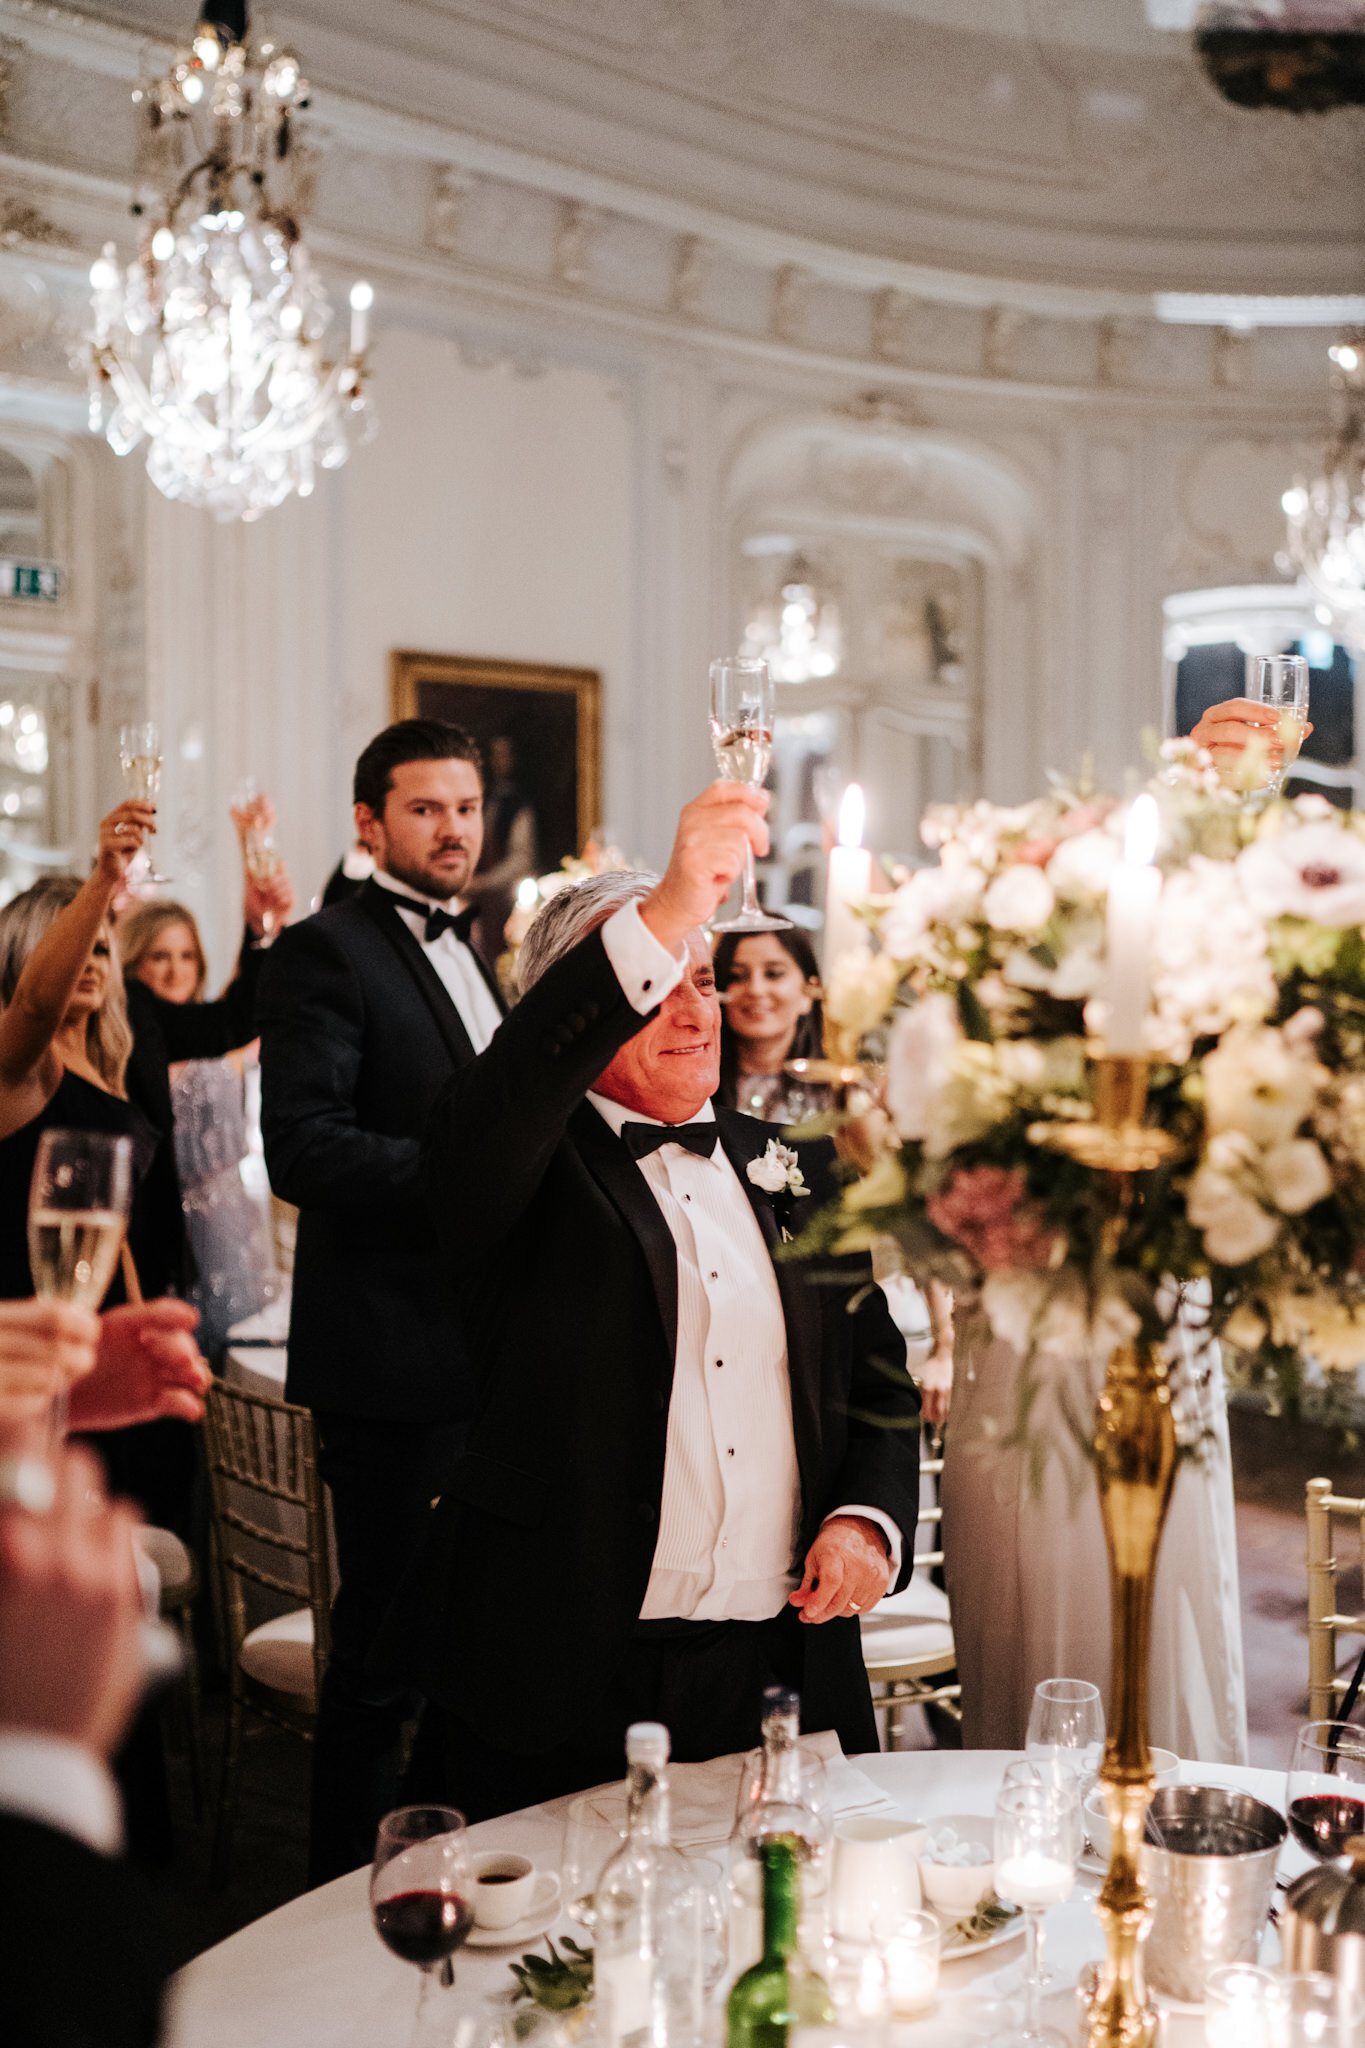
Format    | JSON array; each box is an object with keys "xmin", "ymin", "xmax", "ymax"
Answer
[
  {"xmin": 824, "ymin": 1505, "xmax": 903, "ymax": 1585},
  {"xmin": 0, "ymin": 1732, "xmax": 122, "ymax": 1856},
  {"xmin": 599, "ymin": 899, "xmax": 685, "ymax": 1016}
]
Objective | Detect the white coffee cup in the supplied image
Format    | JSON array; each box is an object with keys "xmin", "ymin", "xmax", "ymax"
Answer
[
  {"xmin": 471, "ymin": 1851, "xmax": 556, "ymax": 1930},
  {"xmin": 831, "ymin": 1816, "xmax": 927, "ymax": 1939}
]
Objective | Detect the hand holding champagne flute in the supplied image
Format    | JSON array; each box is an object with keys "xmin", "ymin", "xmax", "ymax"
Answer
[
  {"xmin": 28, "ymin": 1129, "xmax": 132, "ymax": 1439},
  {"xmin": 708, "ymin": 656, "xmax": 790, "ymax": 934},
  {"xmin": 117, "ymin": 722, "xmax": 169, "ymax": 883},
  {"xmin": 1253, "ymin": 653, "xmax": 1311, "ymax": 796}
]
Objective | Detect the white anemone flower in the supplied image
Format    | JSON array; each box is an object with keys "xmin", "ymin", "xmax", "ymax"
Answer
[{"xmin": 1238, "ymin": 822, "xmax": 1365, "ymax": 928}]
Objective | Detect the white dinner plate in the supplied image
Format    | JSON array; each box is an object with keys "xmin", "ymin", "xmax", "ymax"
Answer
[{"xmin": 934, "ymin": 1903, "xmax": 1027, "ymax": 1964}]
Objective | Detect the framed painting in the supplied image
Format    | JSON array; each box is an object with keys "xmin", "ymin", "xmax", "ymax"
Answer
[{"xmin": 389, "ymin": 651, "xmax": 602, "ymax": 871}]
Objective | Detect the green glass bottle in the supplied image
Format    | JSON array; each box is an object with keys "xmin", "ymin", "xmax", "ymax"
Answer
[{"xmin": 726, "ymin": 1834, "xmax": 831, "ymax": 2048}]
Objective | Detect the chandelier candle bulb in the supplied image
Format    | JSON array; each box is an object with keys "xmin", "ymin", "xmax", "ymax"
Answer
[
  {"xmin": 824, "ymin": 784, "xmax": 873, "ymax": 979},
  {"xmin": 1104, "ymin": 793, "xmax": 1162, "ymax": 1058},
  {"xmin": 349, "ymin": 281, "xmax": 374, "ymax": 356}
]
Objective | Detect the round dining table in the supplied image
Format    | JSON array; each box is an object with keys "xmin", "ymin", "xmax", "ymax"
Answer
[{"xmin": 165, "ymin": 1749, "xmax": 1302, "ymax": 2048}]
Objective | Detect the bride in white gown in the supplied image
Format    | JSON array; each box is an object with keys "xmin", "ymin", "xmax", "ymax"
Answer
[{"xmin": 939, "ymin": 1310, "xmax": 1248, "ymax": 1766}]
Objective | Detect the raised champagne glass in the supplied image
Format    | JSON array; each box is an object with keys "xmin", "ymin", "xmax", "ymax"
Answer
[
  {"xmin": 28, "ymin": 1127, "xmax": 132, "ymax": 1438},
  {"xmin": 709, "ymin": 655, "xmax": 789, "ymax": 934},
  {"xmin": 1252, "ymin": 652, "xmax": 1311, "ymax": 797},
  {"xmin": 118, "ymin": 721, "xmax": 170, "ymax": 882}
]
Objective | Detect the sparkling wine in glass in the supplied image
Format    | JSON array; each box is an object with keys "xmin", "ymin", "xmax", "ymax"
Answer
[
  {"xmin": 28, "ymin": 1128, "xmax": 132, "ymax": 1441},
  {"xmin": 1287, "ymin": 1722, "xmax": 1365, "ymax": 1861},
  {"xmin": 709, "ymin": 655, "xmax": 789, "ymax": 935},
  {"xmin": 1252, "ymin": 652, "xmax": 1311, "ymax": 797},
  {"xmin": 993, "ymin": 1779, "xmax": 1076, "ymax": 2048},
  {"xmin": 118, "ymin": 722, "xmax": 170, "ymax": 882},
  {"xmin": 372, "ymin": 1805, "xmax": 473, "ymax": 2042}
]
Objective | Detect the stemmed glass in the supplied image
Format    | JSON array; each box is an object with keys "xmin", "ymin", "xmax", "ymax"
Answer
[
  {"xmin": 118, "ymin": 722, "xmax": 170, "ymax": 883},
  {"xmin": 561, "ymin": 1791, "xmax": 625, "ymax": 1930},
  {"xmin": 993, "ymin": 1779, "xmax": 1076, "ymax": 2048},
  {"xmin": 1026, "ymin": 1677, "xmax": 1105, "ymax": 1807},
  {"xmin": 28, "ymin": 1128, "xmax": 132, "ymax": 1439},
  {"xmin": 1287, "ymin": 1722, "xmax": 1365, "ymax": 1863},
  {"xmin": 371, "ymin": 1805, "xmax": 474, "ymax": 2044},
  {"xmin": 708, "ymin": 655, "xmax": 789, "ymax": 934},
  {"xmin": 1252, "ymin": 652, "xmax": 1311, "ymax": 797}
]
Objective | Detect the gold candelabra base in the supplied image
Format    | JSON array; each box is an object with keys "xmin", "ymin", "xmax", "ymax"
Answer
[{"xmin": 1036, "ymin": 1054, "xmax": 1181, "ymax": 1174}]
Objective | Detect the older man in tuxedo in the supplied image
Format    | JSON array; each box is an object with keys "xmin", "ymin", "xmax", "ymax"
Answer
[{"xmin": 387, "ymin": 781, "xmax": 919, "ymax": 1818}]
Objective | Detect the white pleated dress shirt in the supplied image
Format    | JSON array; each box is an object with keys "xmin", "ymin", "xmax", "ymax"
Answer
[
  {"xmin": 587, "ymin": 902, "xmax": 902, "ymax": 1622},
  {"xmin": 372, "ymin": 869, "xmax": 502, "ymax": 1053}
]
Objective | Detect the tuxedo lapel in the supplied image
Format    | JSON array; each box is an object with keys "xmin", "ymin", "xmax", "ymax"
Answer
[
  {"xmin": 570, "ymin": 1103, "xmax": 679, "ymax": 1376},
  {"xmin": 356, "ymin": 881, "xmax": 478, "ymax": 1068},
  {"xmin": 714, "ymin": 1107, "xmax": 824, "ymax": 1508}
]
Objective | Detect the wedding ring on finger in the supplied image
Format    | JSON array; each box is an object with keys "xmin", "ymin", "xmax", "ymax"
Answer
[{"xmin": 0, "ymin": 1453, "xmax": 56, "ymax": 1514}]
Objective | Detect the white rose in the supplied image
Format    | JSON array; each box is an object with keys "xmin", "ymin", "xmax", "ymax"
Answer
[
  {"xmin": 880, "ymin": 863, "xmax": 986, "ymax": 958},
  {"xmin": 886, "ymin": 992, "xmax": 962, "ymax": 1143},
  {"xmin": 1046, "ymin": 829, "xmax": 1121, "ymax": 902},
  {"xmin": 747, "ymin": 1152, "xmax": 788, "ymax": 1193},
  {"xmin": 823, "ymin": 950, "xmax": 900, "ymax": 1039},
  {"xmin": 983, "ymin": 865, "xmax": 1055, "ymax": 935},
  {"xmin": 1272, "ymin": 1291, "xmax": 1365, "ymax": 1372},
  {"xmin": 1203, "ymin": 1026, "xmax": 1321, "ymax": 1150},
  {"xmin": 1262, "ymin": 1138, "xmax": 1333, "ymax": 1216},
  {"xmin": 1186, "ymin": 1163, "xmax": 1279, "ymax": 1267}
]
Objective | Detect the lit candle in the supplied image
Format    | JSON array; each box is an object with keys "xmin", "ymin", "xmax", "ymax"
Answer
[
  {"xmin": 1104, "ymin": 792, "xmax": 1162, "ymax": 1058},
  {"xmin": 349, "ymin": 279, "xmax": 374, "ymax": 355},
  {"xmin": 995, "ymin": 1851, "xmax": 1073, "ymax": 1907},
  {"xmin": 823, "ymin": 783, "xmax": 873, "ymax": 979},
  {"xmin": 884, "ymin": 1910, "xmax": 940, "ymax": 2016}
]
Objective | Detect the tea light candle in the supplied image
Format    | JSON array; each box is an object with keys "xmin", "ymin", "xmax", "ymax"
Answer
[
  {"xmin": 1104, "ymin": 793, "xmax": 1162, "ymax": 1058},
  {"xmin": 884, "ymin": 1910, "xmax": 940, "ymax": 2016},
  {"xmin": 996, "ymin": 1852, "xmax": 1073, "ymax": 1907},
  {"xmin": 823, "ymin": 783, "xmax": 872, "ymax": 979},
  {"xmin": 1202, "ymin": 1963, "xmax": 1284, "ymax": 2048}
]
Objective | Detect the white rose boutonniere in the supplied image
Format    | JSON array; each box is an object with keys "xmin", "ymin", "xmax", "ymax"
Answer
[{"xmin": 747, "ymin": 1139, "xmax": 810, "ymax": 1240}]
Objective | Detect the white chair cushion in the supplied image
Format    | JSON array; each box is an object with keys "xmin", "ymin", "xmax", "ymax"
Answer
[
  {"xmin": 239, "ymin": 1608, "xmax": 317, "ymax": 1699},
  {"xmin": 863, "ymin": 1576, "xmax": 951, "ymax": 1626},
  {"xmin": 860, "ymin": 1618, "xmax": 956, "ymax": 1671},
  {"xmin": 136, "ymin": 1525, "xmax": 196, "ymax": 1604}
]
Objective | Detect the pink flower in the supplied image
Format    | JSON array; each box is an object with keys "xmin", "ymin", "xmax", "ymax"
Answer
[{"xmin": 927, "ymin": 1164, "xmax": 1059, "ymax": 1271}]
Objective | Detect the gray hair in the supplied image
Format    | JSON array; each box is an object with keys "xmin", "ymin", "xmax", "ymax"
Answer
[{"xmin": 518, "ymin": 869, "xmax": 660, "ymax": 991}]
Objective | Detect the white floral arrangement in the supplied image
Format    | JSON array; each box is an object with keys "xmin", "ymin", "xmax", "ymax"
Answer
[{"xmin": 808, "ymin": 743, "xmax": 1365, "ymax": 1407}]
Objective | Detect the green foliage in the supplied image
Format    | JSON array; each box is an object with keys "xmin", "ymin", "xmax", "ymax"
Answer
[{"xmin": 510, "ymin": 1938, "xmax": 594, "ymax": 2013}]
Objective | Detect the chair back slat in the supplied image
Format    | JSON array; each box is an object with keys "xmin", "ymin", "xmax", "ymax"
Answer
[
  {"xmin": 205, "ymin": 1381, "xmax": 333, "ymax": 1695},
  {"xmin": 1307, "ymin": 1477, "xmax": 1365, "ymax": 1724}
]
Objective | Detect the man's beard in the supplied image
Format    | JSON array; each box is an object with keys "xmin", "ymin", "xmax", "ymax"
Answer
[{"xmin": 385, "ymin": 848, "xmax": 471, "ymax": 903}]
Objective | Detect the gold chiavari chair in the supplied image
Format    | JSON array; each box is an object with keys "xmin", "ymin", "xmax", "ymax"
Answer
[
  {"xmin": 203, "ymin": 1379, "xmax": 333, "ymax": 1886},
  {"xmin": 1306, "ymin": 1476, "xmax": 1365, "ymax": 1723},
  {"xmin": 860, "ymin": 1431, "xmax": 960, "ymax": 1747}
]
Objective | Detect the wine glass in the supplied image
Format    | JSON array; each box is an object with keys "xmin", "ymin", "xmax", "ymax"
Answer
[
  {"xmin": 561, "ymin": 1790, "xmax": 625, "ymax": 1930},
  {"xmin": 28, "ymin": 1128, "xmax": 132, "ymax": 1439},
  {"xmin": 993, "ymin": 1779, "xmax": 1076, "ymax": 2048},
  {"xmin": 1026, "ymin": 1677, "xmax": 1105, "ymax": 1804},
  {"xmin": 1252, "ymin": 652, "xmax": 1311, "ymax": 797},
  {"xmin": 118, "ymin": 722, "xmax": 170, "ymax": 883},
  {"xmin": 371, "ymin": 1805, "xmax": 473, "ymax": 2043},
  {"xmin": 708, "ymin": 655, "xmax": 789, "ymax": 934},
  {"xmin": 1287, "ymin": 1722, "xmax": 1365, "ymax": 1862}
]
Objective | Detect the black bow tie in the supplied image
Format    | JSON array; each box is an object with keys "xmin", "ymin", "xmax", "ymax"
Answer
[
  {"xmin": 621, "ymin": 1120, "xmax": 718, "ymax": 1161},
  {"xmin": 424, "ymin": 904, "xmax": 478, "ymax": 946}
]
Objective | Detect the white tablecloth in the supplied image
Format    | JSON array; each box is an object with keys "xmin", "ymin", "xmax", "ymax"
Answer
[{"xmin": 165, "ymin": 1751, "xmax": 1302, "ymax": 2048}]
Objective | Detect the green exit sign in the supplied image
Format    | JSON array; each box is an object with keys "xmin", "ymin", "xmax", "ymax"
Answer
[{"xmin": 0, "ymin": 561, "xmax": 61, "ymax": 603}]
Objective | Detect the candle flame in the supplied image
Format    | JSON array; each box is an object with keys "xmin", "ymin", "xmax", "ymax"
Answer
[
  {"xmin": 1123, "ymin": 793, "xmax": 1158, "ymax": 868},
  {"xmin": 838, "ymin": 783, "xmax": 865, "ymax": 849}
]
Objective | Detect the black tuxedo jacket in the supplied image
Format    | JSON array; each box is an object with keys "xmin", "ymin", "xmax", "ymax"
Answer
[
  {"xmin": 0, "ymin": 1811, "xmax": 169, "ymax": 2048},
  {"xmin": 382, "ymin": 922, "xmax": 920, "ymax": 1754},
  {"xmin": 257, "ymin": 880, "xmax": 504, "ymax": 1422},
  {"xmin": 124, "ymin": 931, "xmax": 265, "ymax": 1298}
]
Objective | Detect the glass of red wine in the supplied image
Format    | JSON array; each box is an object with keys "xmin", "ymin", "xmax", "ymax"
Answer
[
  {"xmin": 371, "ymin": 1804, "xmax": 473, "ymax": 2042},
  {"xmin": 1287, "ymin": 1722, "xmax": 1365, "ymax": 1862}
]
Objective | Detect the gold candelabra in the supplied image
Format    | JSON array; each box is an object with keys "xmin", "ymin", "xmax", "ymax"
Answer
[{"xmin": 1047, "ymin": 1054, "xmax": 1180, "ymax": 2048}]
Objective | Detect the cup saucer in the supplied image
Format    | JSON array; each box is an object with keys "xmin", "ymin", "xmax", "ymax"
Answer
[{"xmin": 466, "ymin": 1873, "xmax": 563, "ymax": 1949}]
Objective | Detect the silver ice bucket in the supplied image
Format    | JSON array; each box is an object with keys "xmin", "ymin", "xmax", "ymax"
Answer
[{"xmin": 1142, "ymin": 1784, "xmax": 1287, "ymax": 2003}]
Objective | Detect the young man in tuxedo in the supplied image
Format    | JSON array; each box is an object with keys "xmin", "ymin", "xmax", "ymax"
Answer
[
  {"xmin": 258, "ymin": 719, "xmax": 504, "ymax": 1883},
  {"xmin": 386, "ymin": 781, "xmax": 920, "ymax": 1818}
]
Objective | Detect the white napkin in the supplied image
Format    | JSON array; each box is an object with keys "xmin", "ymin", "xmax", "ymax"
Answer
[{"xmin": 542, "ymin": 1731, "xmax": 894, "ymax": 1850}]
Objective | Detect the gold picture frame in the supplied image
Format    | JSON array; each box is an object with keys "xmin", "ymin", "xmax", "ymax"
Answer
[{"xmin": 389, "ymin": 650, "xmax": 602, "ymax": 865}]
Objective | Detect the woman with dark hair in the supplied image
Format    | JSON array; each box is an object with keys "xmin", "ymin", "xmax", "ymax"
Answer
[{"xmin": 714, "ymin": 926, "xmax": 826, "ymax": 1123}]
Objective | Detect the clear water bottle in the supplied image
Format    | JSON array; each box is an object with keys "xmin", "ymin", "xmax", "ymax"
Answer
[
  {"xmin": 593, "ymin": 1722, "xmax": 703, "ymax": 2048},
  {"xmin": 728, "ymin": 1688, "xmax": 832, "ymax": 1977}
]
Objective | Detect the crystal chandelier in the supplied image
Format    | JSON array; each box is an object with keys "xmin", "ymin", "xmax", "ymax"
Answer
[
  {"xmin": 87, "ymin": 1, "xmax": 374, "ymax": 523},
  {"xmin": 740, "ymin": 553, "xmax": 842, "ymax": 683},
  {"xmin": 1281, "ymin": 338, "xmax": 1365, "ymax": 651}
]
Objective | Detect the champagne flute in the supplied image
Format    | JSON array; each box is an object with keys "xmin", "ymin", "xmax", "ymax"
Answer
[
  {"xmin": 1287, "ymin": 1722, "xmax": 1365, "ymax": 1862},
  {"xmin": 708, "ymin": 655, "xmax": 789, "ymax": 934},
  {"xmin": 371, "ymin": 1805, "xmax": 474, "ymax": 2044},
  {"xmin": 1252, "ymin": 652, "xmax": 1311, "ymax": 797},
  {"xmin": 561, "ymin": 1790, "xmax": 625, "ymax": 1930},
  {"xmin": 243, "ymin": 825, "xmax": 282, "ymax": 936},
  {"xmin": 28, "ymin": 1128, "xmax": 132, "ymax": 1439},
  {"xmin": 993, "ymin": 1779, "xmax": 1076, "ymax": 2048},
  {"xmin": 118, "ymin": 722, "xmax": 170, "ymax": 883}
]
